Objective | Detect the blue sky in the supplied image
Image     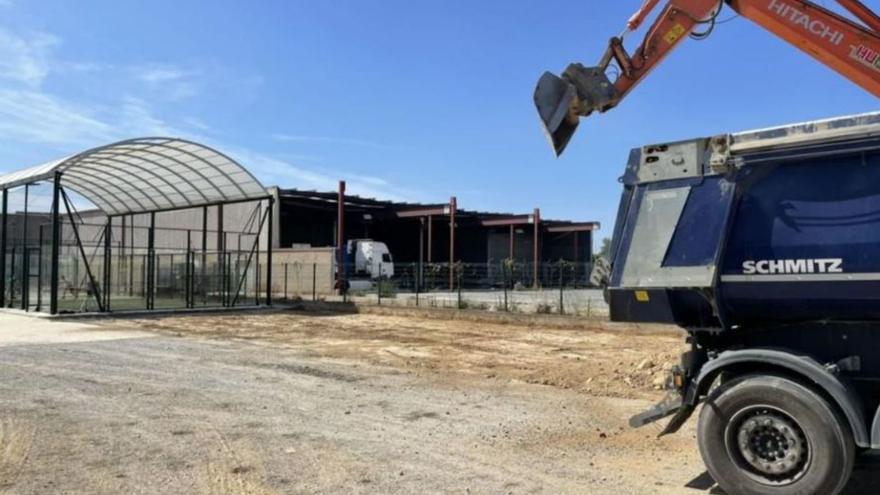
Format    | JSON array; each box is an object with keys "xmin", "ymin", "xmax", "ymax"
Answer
[{"xmin": 0, "ymin": 0, "xmax": 876, "ymax": 238}]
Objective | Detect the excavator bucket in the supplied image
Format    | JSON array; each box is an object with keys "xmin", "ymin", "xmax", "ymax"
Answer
[
  {"xmin": 534, "ymin": 72, "xmax": 579, "ymax": 157},
  {"xmin": 534, "ymin": 64, "xmax": 617, "ymax": 156}
]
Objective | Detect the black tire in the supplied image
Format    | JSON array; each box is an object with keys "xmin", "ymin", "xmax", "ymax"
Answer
[{"xmin": 697, "ymin": 374, "xmax": 854, "ymax": 495}]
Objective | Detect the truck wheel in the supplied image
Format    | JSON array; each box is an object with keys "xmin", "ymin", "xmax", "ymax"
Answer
[{"xmin": 697, "ymin": 374, "xmax": 854, "ymax": 495}]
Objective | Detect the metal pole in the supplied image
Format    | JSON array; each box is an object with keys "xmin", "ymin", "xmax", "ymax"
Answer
[
  {"xmin": 427, "ymin": 215, "xmax": 433, "ymax": 263},
  {"xmin": 559, "ymin": 261, "xmax": 564, "ymax": 315},
  {"xmin": 186, "ymin": 230, "xmax": 192, "ymax": 308},
  {"xmin": 449, "ymin": 196, "xmax": 456, "ymax": 291},
  {"xmin": 20, "ymin": 183, "xmax": 29, "ymax": 310},
  {"xmin": 573, "ymin": 231, "xmax": 579, "ymax": 288},
  {"xmin": 0, "ymin": 188, "xmax": 7, "ymax": 308},
  {"xmin": 8, "ymin": 247, "xmax": 14, "ymax": 308},
  {"xmin": 128, "ymin": 216, "xmax": 134, "ymax": 297},
  {"xmin": 266, "ymin": 197, "xmax": 274, "ymax": 306},
  {"xmin": 217, "ymin": 204, "xmax": 224, "ymax": 306},
  {"xmin": 588, "ymin": 231, "xmax": 594, "ymax": 286},
  {"xmin": 230, "ymin": 206, "xmax": 270, "ymax": 307},
  {"xmin": 120, "ymin": 215, "xmax": 126, "ymax": 275},
  {"xmin": 104, "ymin": 217, "xmax": 111, "ymax": 312},
  {"xmin": 36, "ymin": 225, "xmax": 43, "ymax": 312},
  {"xmin": 336, "ymin": 180, "xmax": 345, "ymax": 295},
  {"xmin": 503, "ymin": 261, "xmax": 508, "ymax": 312},
  {"xmin": 456, "ymin": 263, "xmax": 462, "ymax": 309},
  {"xmin": 533, "ymin": 208, "xmax": 541, "ymax": 288},
  {"xmin": 147, "ymin": 211, "xmax": 155, "ymax": 310},
  {"xmin": 509, "ymin": 224, "xmax": 514, "ymax": 260},
  {"xmin": 48, "ymin": 176, "xmax": 61, "ymax": 315},
  {"xmin": 201, "ymin": 205, "xmax": 207, "ymax": 304},
  {"xmin": 312, "ymin": 263, "xmax": 317, "ymax": 301},
  {"xmin": 419, "ymin": 217, "xmax": 425, "ymax": 292},
  {"xmin": 283, "ymin": 263, "xmax": 288, "ymax": 300},
  {"xmin": 61, "ymin": 188, "xmax": 104, "ymax": 312}
]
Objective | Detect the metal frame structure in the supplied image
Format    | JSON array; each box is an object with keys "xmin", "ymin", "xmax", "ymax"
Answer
[
  {"xmin": 317, "ymin": 180, "xmax": 600, "ymax": 293},
  {"xmin": 0, "ymin": 137, "xmax": 273, "ymax": 315}
]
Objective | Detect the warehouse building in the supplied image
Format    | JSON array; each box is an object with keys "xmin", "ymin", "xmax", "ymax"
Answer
[
  {"xmin": 278, "ymin": 183, "xmax": 597, "ymax": 263},
  {"xmin": 1, "ymin": 138, "xmax": 599, "ymax": 314}
]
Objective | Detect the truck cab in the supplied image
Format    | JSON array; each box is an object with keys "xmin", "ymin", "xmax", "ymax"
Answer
[{"xmin": 346, "ymin": 239, "xmax": 394, "ymax": 279}]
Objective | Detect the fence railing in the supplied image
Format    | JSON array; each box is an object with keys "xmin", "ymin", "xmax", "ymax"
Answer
[{"xmin": 263, "ymin": 260, "xmax": 606, "ymax": 316}]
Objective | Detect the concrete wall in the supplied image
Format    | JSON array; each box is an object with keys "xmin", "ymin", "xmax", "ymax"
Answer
[{"xmin": 259, "ymin": 247, "xmax": 335, "ymax": 298}]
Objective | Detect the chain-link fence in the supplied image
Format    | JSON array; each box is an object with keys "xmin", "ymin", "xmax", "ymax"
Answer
[
  {"xmin": 264, "ymin": 260, "xmax": 607, "ymax": 317},
  {"xmin": 2, "ymin": 220, "xmax": 265, "ymax": 314}
]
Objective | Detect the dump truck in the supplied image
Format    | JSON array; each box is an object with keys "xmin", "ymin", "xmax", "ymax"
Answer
[
  {"xmin": 591, "ymin": 112, "xmax": 880, "ymax": 494},
  {"xmin": 533, "ymin": 1, "xmax": 880, "ymax": 493}
]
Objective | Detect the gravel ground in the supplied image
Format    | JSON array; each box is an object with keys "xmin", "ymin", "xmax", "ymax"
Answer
[{"xmin": 0, "ymin": 310, "xmax": 877, "ymax": 494}]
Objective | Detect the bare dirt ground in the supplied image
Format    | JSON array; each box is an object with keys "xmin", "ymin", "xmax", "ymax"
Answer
[
  {"xmin": 123, "ymin": 306, "xmax": 687, "ymax": 401},
  {"xmin": 0, "ymin": 307, "xmax": 877, "ymax": 494}
]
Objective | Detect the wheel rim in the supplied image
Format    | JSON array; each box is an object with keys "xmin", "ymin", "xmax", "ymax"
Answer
[{"xmin": 724, "ymin": 405, "xmax": 811, "ymax": 486}]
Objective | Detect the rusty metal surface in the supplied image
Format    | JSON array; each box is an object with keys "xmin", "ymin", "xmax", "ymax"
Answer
[{"xmin": 730, "ymin": 111, "xmax": 880, "ymax": 153}]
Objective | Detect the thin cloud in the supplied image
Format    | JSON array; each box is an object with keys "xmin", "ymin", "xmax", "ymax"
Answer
[
  {"xmin": 270, "ymin": 133, "xmax": 389, "ymax": 149},
  {"xmin": 0, "ymin": 89, "xmax": 116, "ymax": 146},
  {"xmin": 0, "ymin": 27, "xmax": 58, "ymax": 87},
  {"xmin": 228, "ymin": 146, "xmax": 412, "ymax": 202},
  {"xmin": 134, "ymin": 65, "xmax": 187, "ymax": 84},
  {"xmin": 0, "ymin": 25, "xmax": 410, "ymax": 205},
  {"xmin": 131, "ymin": 64, "xmax": 201, "ymax": 100}
]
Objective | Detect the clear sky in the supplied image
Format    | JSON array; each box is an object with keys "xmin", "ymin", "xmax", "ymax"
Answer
[{"xmin": 0, "ymin": 0, "xmax": 877, "ymax": 239}]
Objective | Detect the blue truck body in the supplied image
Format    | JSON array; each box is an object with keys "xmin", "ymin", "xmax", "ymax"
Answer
[{"xmin": 607, "ymin": 112, "xmax": 880, "ymax": 329}]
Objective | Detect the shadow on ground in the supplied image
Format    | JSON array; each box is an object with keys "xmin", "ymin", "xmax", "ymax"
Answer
[{"xmin": 686, "ymin": 455, "xmax": 880, "ymax": 494}]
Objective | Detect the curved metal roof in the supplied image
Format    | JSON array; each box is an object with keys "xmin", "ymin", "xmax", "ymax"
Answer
[{"xmin": 0, "ymin": 137, "xmax": 269, "ymax": 215}]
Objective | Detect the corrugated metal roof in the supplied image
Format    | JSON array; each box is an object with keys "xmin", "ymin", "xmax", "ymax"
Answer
[{"xmin": 0, "ymin": 137, "xmax": 268, "ymax": 215}]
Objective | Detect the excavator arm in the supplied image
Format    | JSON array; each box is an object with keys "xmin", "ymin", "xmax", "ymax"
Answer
[{"xmin": 536, "ymin": 0, "xmax": 880, "ymax": 156}]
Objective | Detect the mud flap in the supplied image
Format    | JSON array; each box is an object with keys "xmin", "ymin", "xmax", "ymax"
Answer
[
  {"xmin": 628, "ymin": 391, "xmax": 683, "ymax": 428},
  {"xmin": 658, "ymin": 403, "xmax": 695, "ymax": 437}
]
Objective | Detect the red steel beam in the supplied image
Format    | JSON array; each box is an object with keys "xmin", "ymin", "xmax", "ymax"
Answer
[
  {"xmin": 395, "ymin": 206, "xmax": 450, "ymax": 218},
  {"xmin": 545, "ymin": 222, "xmax": 600, "ymax": 233},
  {"xmin": 427, "ymin": 215, "xmax": 433, "ymax": 262},
  {"xmin": 449, "ymin": 196, "xmax": 457, "ymax": 290},
  {"xmin": 509, "ymin": 224, "xmax": 514, "ymax": 260},
  {"xmin": 533, "ymin": 208, "xmax": 540, "ymax": 288},
  {"xmin": 480, "ymin": 215, "xmax": 533, "ymax": 227}
]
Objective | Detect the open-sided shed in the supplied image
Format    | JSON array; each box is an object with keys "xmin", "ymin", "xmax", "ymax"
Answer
[{"xmin": 0, "ymin": 137, "xmax": 274, "ymax": 314}]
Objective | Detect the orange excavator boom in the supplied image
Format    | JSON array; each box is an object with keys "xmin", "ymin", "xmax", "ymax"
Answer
[{"xmin": 535, "ymin": 0, "xmax": 880, "ymax": 156}]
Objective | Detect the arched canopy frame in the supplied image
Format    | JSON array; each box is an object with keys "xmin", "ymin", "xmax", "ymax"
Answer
[{"xmin": 0, "ymin": 137, "xmax": 270, "ymax": 215}]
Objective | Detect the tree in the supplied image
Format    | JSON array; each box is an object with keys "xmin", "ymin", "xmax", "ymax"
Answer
[{"xmin": 597, "ymin": 237, "xmax": 611, "ymax": 258}]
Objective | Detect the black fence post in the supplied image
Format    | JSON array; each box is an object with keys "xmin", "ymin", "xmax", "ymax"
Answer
[
  {"xmin": 49, "ymin": 175, "xmax": 61, "ymax": 314},
  {"xmin": 415, "ymin": 263, "xmax": 420, "ymax": 307},
  {"xmin": 283, "ymin": 263, "xmax": 288, "ymax": 300},
  {"xmin": 104, "ymin": 218, "xmax": 112, "ymax": 312},
  {"xmin": 503, "ymin": 261, "xmax": 509, "ymax": 312},
  {"xmin": 312, "ymin": 263, "xmax": 317, "ymax": 301},
  {"xmin": 20, "ymin": 183, "xmax": 29, "ymax": 311},
  {"xmin": 147, "ymin": 212, "xmax": 155, "ymax": 310},
  {"xmin": 558, "ymin": 260, "xmax": 565, "ymax": 315},
  {"xmin": 266, "ymin": 196, "xmax": 274, "ymax": 306},
  {"xmin": 1, "ymin": 188, "xmax": 8, "ymax": 309},
  {"xmin": 456, "ymin": 263, "xmax": 463, "ymax": 309},
  {"xmin": 8, "ymin": 247, "xmax": 14, "ymax": 308},
  {"xmin": 35, "ymin": 226, "xmax": 43, "ymax": 312},
  {"xmin": 185, "ymin": 231, "xmax": 192, "ymax": 309}
]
